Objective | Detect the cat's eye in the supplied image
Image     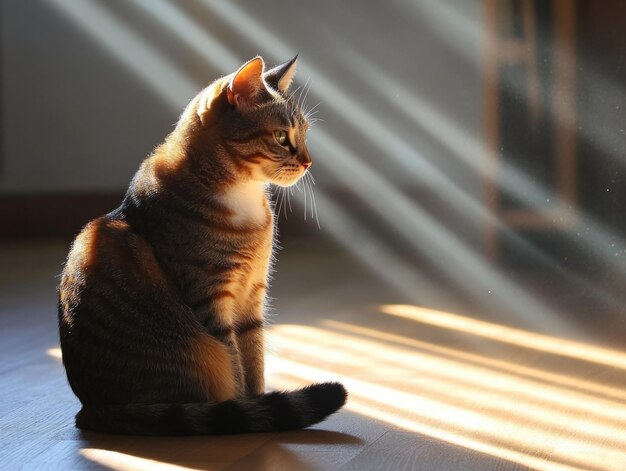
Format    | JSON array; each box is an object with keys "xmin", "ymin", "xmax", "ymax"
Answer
[{"xmin": 274, "ymin": 130, "xmax": 288, "ymax": 146}]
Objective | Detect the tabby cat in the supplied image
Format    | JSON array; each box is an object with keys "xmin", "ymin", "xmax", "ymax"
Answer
[{"xmin": 58, "ymin": 56, "xmax": 347, "ymax": 435}]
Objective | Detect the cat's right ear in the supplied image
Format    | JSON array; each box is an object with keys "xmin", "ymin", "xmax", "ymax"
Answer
[
  {"xmin": 227, "ymin": 57, "xmax": 266, "ymax": 108},
  {"xmin": 264, "ymin": 55, "xmax": 298, "ymax": 94}
]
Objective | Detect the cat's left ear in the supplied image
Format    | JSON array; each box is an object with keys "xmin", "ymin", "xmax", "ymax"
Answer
[
  {"xmin": 264, "ymin": 55, "xmax": 298, "ymax": 94},
  {"xmin": 227, "ymin": 56, "xmax": 267, "ymax": 108}
]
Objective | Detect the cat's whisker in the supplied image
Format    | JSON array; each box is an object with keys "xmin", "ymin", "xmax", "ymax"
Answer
[
  {"xmin": 304, "ymin": 102, "xmax": 321, "ymax": 121},
  {"xmin": 301, "ymin": 178, "xmax": 310, "ymax": 223},
  {"xmin": 282, "ymin": 187, "xmax": 289, "ymax": 218},
  {"xmin": 276, "ymin": 187, "xmax": 285, "ymax": 219},
  {"xmin": 287, "ymin": 187, "xmax": 293, "ymax": 214},
  {"xmin": 286, "ymin": 86, "xmax": 301, "ymax": 119},
  {"xmin": 303, "ymin": 80, "xmax": 313, "ymax": 113},
  {"xmin": 304, "ymin": 174, "xmax": 311, "ymax": 222},
  {"xmin": 278, "ymin": 183, "xmax": 287, "ymax": 219},
  {"xmin": 306, "ymin": 172, "xmax": 320, "ymax": 228},
  {"xmin": 308, "ymin": 174, "xmax": 314, "ymax": 220},
  {"xmin": 302, "ymin": 177, "xmax": 307, "ymax": 221},
  {"xmin": 305, "ymin": 116, "xmax": 321, "ymax": 127},
  {"xmin": 296, "ymin": 78, "xmax": 310, "ymax": 111},
  {"xmin": 271, "ymin": 168, "xmax": 286, "ymax": 218},
  {"xmin": 305, "ymin": 110, "xmax": 320, "ymax": 121},
  {"xmin": 300, "ymin": 79, "xmax": 314, "ymax": 117},
  {"xmin": 287, "ymin": 86, "xmax": 301, "ymax": 103},
  {"xmin": 305, "ymin": 102, "xmax": 320, "ymax": 115},
  {"xmin": 313, "ymin": 192, "xmax": 320, "ymax": 229}
]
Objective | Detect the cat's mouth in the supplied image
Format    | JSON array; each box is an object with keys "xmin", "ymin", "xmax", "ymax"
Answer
[{"xmin": 270, "ymin": 166, "xmax": 308, "ymax": 187}]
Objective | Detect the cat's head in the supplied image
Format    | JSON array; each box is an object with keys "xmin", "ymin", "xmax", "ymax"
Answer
[{"xmin": 192, "ymin": 56, "xmax": 312, "ymax": 188}]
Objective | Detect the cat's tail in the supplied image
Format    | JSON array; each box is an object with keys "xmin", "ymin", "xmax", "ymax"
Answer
[{"xmin": 75, "ymin": 382, "xmax": 347, "ymax": 436}]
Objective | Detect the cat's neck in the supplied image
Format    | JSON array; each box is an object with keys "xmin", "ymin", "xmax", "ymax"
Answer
[
  {"xmin": 147, "ymin": 129, "xmax": 271, "ymax": 227},
  {"xmin": 219, "ymin": 180, "xmax": 270, "ymax": 226}
]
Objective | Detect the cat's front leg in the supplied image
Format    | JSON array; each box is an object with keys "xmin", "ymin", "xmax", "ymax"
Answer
[
  {"xmin": 193, "ymin": 304, "xmax": 246, "ymax": 399},
  {"xmin": 236, "ymin": 305, "xmax": 266, "ymax": 396}
]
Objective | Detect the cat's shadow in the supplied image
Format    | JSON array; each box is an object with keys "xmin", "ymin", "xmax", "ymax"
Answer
[{"xmin": 75, "ymin": 428, "xmax": 364, "ymax": 470}]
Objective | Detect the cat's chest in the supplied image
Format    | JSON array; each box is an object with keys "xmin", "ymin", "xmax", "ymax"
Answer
[{"xmin": 219, "ymin": 181, "xmax": 270, "ymax": 227}]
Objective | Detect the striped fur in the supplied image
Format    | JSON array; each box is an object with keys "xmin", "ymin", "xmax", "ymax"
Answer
[
  {"xmin": 75, "ymin": 383, "xmax": 346, "ymax": 436},
  {"xmin": 58, "ymin": 57, "xmax": 346, "ymax": 435}
]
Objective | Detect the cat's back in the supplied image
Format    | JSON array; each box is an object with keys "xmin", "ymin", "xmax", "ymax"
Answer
[
  {"xmin": 61, "ymin": 216, "xmax": 159, "ymax": 289},
  {"xmin": 58, "ymin": 214, "xmax": 172, "ymax": 338}
]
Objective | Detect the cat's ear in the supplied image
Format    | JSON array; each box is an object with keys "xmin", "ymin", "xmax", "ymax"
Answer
[
  {"xmin": 227, "ymin": 57, "xmax": 267, "ymax": 108},
  {"xmin": 264, "ymin": 55, "xmax": 298, "ymax": 94}
]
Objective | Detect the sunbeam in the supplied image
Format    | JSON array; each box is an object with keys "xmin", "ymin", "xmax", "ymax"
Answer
[
  {"xmin": 324, "ymin": 320, "xmax": 626, "ymax": 402},
  {"xmin": 81, "ymin": 448, "xmax": 201, "ymax": 471},
  {"xmin": 46, "ymin": 347, "xmax": 62, "ymax": 360},
  {"xmin": 311, "ymin": 18, "xmax": 626, "ymax": 297},
  {"xmin": 48, "ymin": 0, "xmax": 196, "ymax": 110},
  {"xmin": 287, "ymin": 189, "xmax": 450, "ymax": 305},
  {"xmin": 130, "ymin": 0, "xmax": 239, "ymax": 71},
  {"xmin": 268, "ymin": 322, "xmax": 626, "ymax": 471},
  {"xmin": 310, "ymin": 131, "xmax": 579, "ymax": 334},
  {"xmin": 380, "ymin": 304, "xmax": 626, "ymax": 370},
  {"xmin": 275, "ymin": 327, "xmax": 626, "ymax": 434}
]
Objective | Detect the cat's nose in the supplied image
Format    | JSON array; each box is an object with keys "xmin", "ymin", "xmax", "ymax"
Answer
[{"xmin": 302, "ymin": 162, "xmax": 311, "ymax": 170}]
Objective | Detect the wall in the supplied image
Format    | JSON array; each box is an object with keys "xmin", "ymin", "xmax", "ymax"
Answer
[{"xmin": 0, "ymin": 0, "xmax": 484, "ymax": 203}]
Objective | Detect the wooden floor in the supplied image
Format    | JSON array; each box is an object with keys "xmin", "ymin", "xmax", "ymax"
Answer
[{"xmin": 1, "ymin": 239, "xmax": 625, "ymax": 470}]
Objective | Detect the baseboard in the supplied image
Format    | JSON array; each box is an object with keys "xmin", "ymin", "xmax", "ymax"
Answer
[
  {"xmin": 0, "ymin": 192, "xmax": 315, "ymax": 239},
  {"xmin": 0, "ymin": 193, "xmax": 124, "ymax": 238}
]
